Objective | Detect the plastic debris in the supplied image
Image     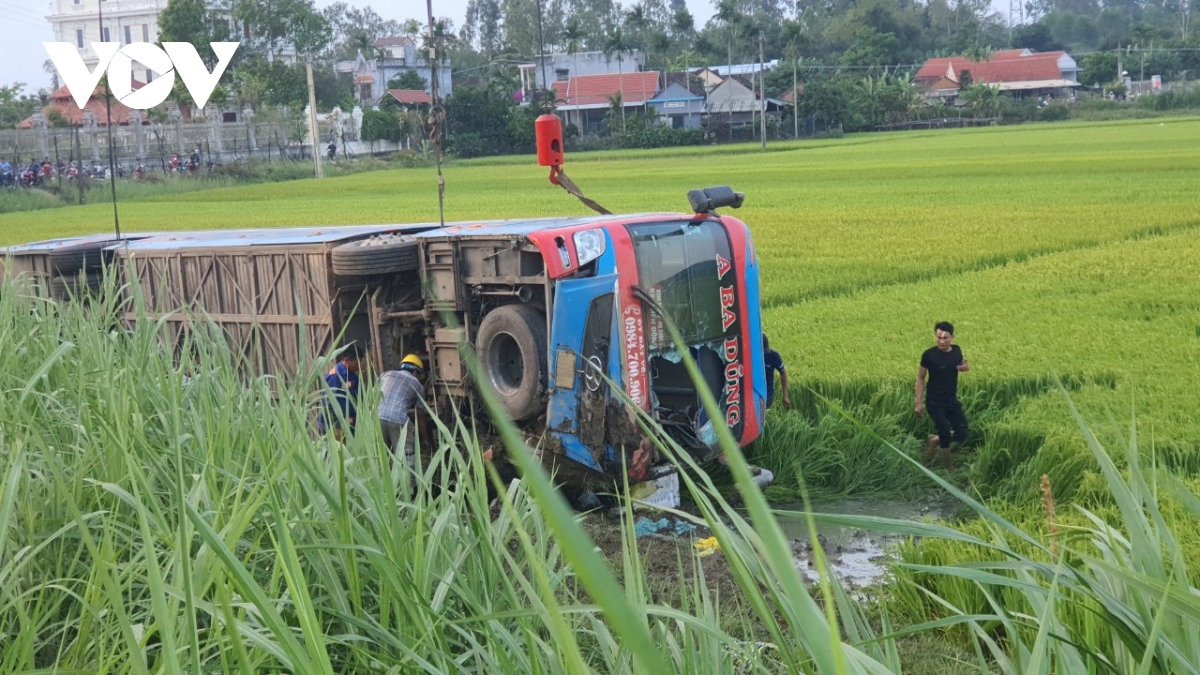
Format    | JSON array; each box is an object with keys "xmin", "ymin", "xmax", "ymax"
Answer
[
  {"xmin": 631, "ymin": 469, "xmax": 680, "ymax": 510},
  {"xmin": 633, "ymin": 517, "xmax": 698, "ymax": 538},
  {"xmin": 635, "ymin": 517, "xmax": 669, "ymax": 538},
  {"xmin": 750, "ymin": 466, "xmax": 774, "ymax": 489},
  {"xmin": 694, "ymin": 536, "xmax": 721, "ymax": 556}
]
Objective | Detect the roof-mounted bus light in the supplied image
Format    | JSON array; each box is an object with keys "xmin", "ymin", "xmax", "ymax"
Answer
[{"xmin": 688, "ymin": 186, "xmax": 745, "ymax": 215}]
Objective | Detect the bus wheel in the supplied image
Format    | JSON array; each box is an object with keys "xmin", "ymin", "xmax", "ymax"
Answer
[
  {"xmin": 331, "ymin": 234, "xmax": 419, "ymax": 276},
  {"xmin": 476, "ymin": 304, "xmax": 547, "ymax": 421}
]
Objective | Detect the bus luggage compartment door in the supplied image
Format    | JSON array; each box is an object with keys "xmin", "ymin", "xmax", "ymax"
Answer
[{"xmin": 547, "ymin": 274, "xmax": 617, "ymax": 471}]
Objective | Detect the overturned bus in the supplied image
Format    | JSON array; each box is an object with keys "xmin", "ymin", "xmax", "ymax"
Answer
[{"xmin": 2, "ymin": 191, "xmax": 768, "ymax": 504}]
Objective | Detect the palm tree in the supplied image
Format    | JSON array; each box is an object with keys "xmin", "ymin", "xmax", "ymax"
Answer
[
  {"xmin": 671, "ymin": 7, "xmax": 694, "ymax": 49},
  {"xmin": 43, "ymin": 59, "xmax": 60, "ymax": 91},
  {"xmin": 651, "ymin": 31, "xmax": 671, "ymax": 69},
  {"xmin": 715, "ymin": 0, "xmax": 739, "ymax": 80},
  {"xmin": 563, "ymin": 17, "xmax": 585, "ymax": 106},
  {"xmin": 624, "ymin": 4, "xmax": 647, "ymax": 51},
  {"xmin": 604, "ymin": 28, "xmax": 632, "ymax": 132}
]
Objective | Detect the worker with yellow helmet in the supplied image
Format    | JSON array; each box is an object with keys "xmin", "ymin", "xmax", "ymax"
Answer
[{"xmin": 378, "ymin": 353, "xmax": 428, "ymax": 468}]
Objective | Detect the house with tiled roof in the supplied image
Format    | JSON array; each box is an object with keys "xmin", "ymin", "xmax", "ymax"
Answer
[
  {"xmin": 647, "ymin": 73, "xmax": 707, "ymax": 128},
  {"xmin": 17, "ymin": 82, "xmax": 180, "ymax": 129},
  {"xmin": 704, "ymin": 75, "xmax": 785, "ymax": 127},
  {"xmin": 551, "ymin": 71, "xmax": 661, "ymax": 134},
  {"xmin": 916, "ymin": 48, "xmax": 1081, "ymax": 101},
  {"xmin": 385, "ymin": 89, "xmax": 433, "ymax": 106},
  {"xmin": 335, "ymin": 36, "xmax": 452, "ymax": 106}
]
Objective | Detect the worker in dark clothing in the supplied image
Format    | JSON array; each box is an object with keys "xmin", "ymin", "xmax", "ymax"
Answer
[
  {"xmin": 319, "ymin": 344, "xmax": 362, "ymax": 440},
  {"xmin": 915, "ymin": 321, "xmax": 970, "ymax": 470},
  {"xmin": 763, "ymin": 333, "xmax": 791, "ymax": 410}
]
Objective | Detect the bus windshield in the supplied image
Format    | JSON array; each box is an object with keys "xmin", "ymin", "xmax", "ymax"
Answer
[
  {"xmin": 628, "ymin": 220, "xmax": 736, "ymax": 352},
  {"xmin": 627, "ymin": 219, "xmax": 745, "ymax": 452}
]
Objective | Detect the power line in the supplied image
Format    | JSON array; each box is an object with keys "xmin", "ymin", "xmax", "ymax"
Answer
[
  {"xmin": 0, "ymin": 9, "xmax": 51, "ymax": 32},
  {"xmin": 2, "ymin": 4, "xmax": 51, "ymax": 21}
]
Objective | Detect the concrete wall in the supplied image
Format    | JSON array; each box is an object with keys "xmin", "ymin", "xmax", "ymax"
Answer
[
  {"xmin": 0, "ymin": 105, "xmax": 402, "ymax": 169},
  {"xmin": 533, "ymin": 51, "xmax": 645, "ymax": 89}
]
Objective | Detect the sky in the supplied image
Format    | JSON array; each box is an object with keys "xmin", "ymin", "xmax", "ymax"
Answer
[{"xmin": 1, "ymin": 0, "xmax": 1007, "ymax": 95}]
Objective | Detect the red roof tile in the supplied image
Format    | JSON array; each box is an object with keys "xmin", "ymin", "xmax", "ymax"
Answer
[
  {"xmin": 916, "ymin": 51, "xmax": 1067, "ymax": 88},
  {"xmin": 17, "ymin": 81, "xmax": 175, "ymax": 128},
  {"xmin": 374, "ymin": 36, "xmax": 415, "ymax": 48},
  {"xmin": 551, "ymin": 71, "xmax": 661, "ymax": 107},
  {"xmin": 386, "ymin": 89, "xmax": 431, "ymax": 105}
]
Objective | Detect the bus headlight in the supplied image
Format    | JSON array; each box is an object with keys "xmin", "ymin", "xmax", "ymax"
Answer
[{"xmin": 573, "ymin": 229, "xmax": 606, "ymax": 266}]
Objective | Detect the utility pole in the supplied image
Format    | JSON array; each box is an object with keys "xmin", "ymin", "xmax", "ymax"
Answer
[
  {"xmin": 74, "ymin": 127, "xmax": 85, "ymax": 206},
  {"xmin": 306, "ymin": 63, "xmax": 323, "ymax": 179},
  {"xmin": 793, "ymin": 51, "xmax": 799, "ymax": 139},
  {"xmin": 99, "ymin": 0, "xmax": 120, "ymax": 239},
  {"xmin": 427, "ymin": 0, "xmax": 446, "ymax": 228},
  {"xmin": 534, "ymin": 0, "xmax": 548, "ymax": 96},
  {"xmin": 759, "ymin": 31, "xmax": 766, "ymax": 150}
]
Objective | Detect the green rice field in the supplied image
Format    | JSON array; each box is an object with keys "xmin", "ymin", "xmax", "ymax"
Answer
[
  {"xmin": 5, "ymin": 117, "xmax": 1198, "ymax": 504},
  {"xmin": 2, "ymin": 117, "xmax": 1199, "ymax": 672}
]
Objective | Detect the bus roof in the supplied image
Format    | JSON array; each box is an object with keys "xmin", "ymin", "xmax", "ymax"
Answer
[{"xmin": 4, "ymin": 214, "xmax": 688, "ymax": 254}]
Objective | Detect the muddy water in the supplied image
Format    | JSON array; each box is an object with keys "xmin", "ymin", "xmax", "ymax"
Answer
[{"xmin": 774, "ymin": 497, "xmax": 959, "ymax": 588}]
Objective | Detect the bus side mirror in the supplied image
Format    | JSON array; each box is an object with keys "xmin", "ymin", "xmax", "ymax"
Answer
[{"xmin": 688, "ymin": 186, "xmax": 745, "ymax": 214}]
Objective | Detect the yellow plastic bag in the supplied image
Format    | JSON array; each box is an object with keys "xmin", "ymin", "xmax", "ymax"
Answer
[{"xmin": 694, "ymin": 536, "xmax": 721, "ymax": 557}]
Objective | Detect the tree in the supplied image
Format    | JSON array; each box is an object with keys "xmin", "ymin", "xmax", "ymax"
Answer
[
  {"xmin": 160, "ymin": 0, "xmax": 229, "ymax": 63},
  {"xmin": 234, "ymin": 0, "xmax": 330, "ymax": 61},
  {"xmin": 562, "ymin": 17, "xmax": 586, "ymax": 99},
  {"xmin": 840, "ymin": 26, "xmax": 900, "ymax": 68},
  {"xmin": 603, "ymin": 28, "xmax": 632, "ymax": 131},
  {"xmin": 671, "ymin": 7, "xmax": 695, "ymax": 47},
  {"xmin": 160, "ymin": 0, "xmax": 212, "ymax": 43},
  {"xmin": 650, "ymin": 31, "xmax": 672, "ymax": 68},
  {"xmin": 715, "ymin": 0, "xmax": 740, "ymax": 72},
  {"xmin": 1012, "ymin": 21, "xmax": 1062, "ymax": 51},
  {"xmin": 43, "ymin": 60, "xmax": 60, "ymax": 92},
  {"xmin": 321, "ymin": 3, "xmax": 402, "ymax": 60},
  {"xmin": 361, "ymin": 108, "xmax": 402, "ymax": 141},
  {"xmin": 1080, "ymin": 51, "xmax": 1119, "ymax": 85},
  {"xmin": 962, "ymin": 82, "xmax": 1004, "ymax": 118},
  {"xmin": 387, "ymin": 71, "xmax": 428, "ymax": 91},
  {"xmin": 444, "ymin": 85, "xmax": 522, "ymax": 157},
  {"xmin": 0, "ymin": 83, "xmax": 40, "ymax": 129},
  {"xmin": 795, "ymin": 77, "xmax": 851, "ymax": 126}
]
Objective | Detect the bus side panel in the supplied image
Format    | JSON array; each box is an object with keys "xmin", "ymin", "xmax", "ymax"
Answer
[
  {"xmin": 114, "ymin": 244, "xmax": 359, "ymax": 381},
  {"xmin": 723, "ymin": 217, "xmax": 764, "ymax": 446}
]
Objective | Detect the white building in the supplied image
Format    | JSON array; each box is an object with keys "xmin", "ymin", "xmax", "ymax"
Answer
[
  {"xmin": 47, "ymin": 0, "xmax": 167, "ymax": 83},
  {"xmin": 523, "ymin": 50, "xmax": 646, "ymax": 92},
  {"xmin": 46, "ymin": 1, "xmax": 236, "ymax": 83},
  {"xmin": 335, "ymin": 37, "xmax": 453, "ymax": 105}
]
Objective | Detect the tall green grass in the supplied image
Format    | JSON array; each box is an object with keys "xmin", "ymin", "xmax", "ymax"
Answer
[
  {"xmin": 0, "ymin": 270, "xmax": 886, "ymax": 672},
  {"xmin": 2, "ymin": 269, "xmax": 1198, "ymax": 673}
]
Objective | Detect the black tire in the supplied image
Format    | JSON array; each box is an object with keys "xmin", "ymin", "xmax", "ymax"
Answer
[
  {"xmin": 48, "ymin": 241, "xmax": 115, "ymax": 275},
  {"xmin": 331, "ymin": 234, "xmax": 420, "ymax": 276},
  {"xmin": 476, "ymin": 304, "xmax": 548, "ymax": 421}
]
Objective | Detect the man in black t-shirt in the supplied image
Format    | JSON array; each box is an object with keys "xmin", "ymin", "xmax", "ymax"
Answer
[
  {"xmin": 763, "ymin": 333, "xmax": 791, "ymax": 411},
  {"xmin": 915, "ymin": 321, "xmax": 970, "ymax": 470}
]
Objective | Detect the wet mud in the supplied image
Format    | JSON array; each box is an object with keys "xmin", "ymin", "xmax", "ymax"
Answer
[{"xmin": 776, "ymin": 496, "xmax": 959, "ymax": 588}]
